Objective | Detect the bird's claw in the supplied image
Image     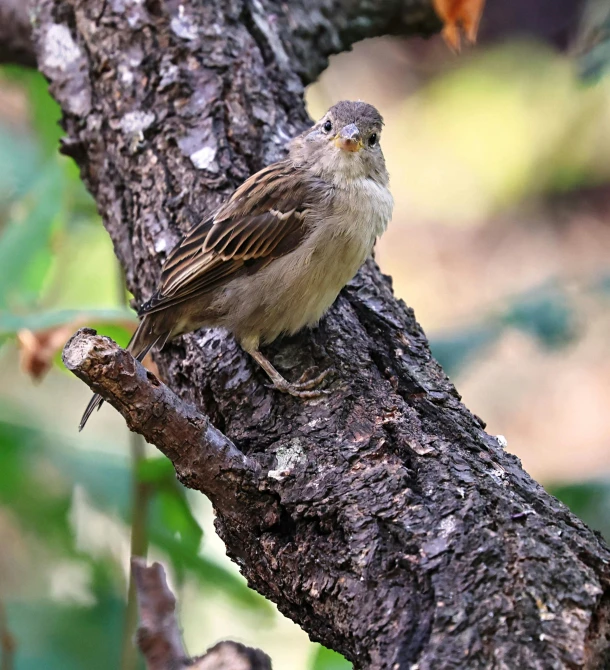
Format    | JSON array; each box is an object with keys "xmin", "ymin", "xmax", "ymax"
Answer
[
  {"xmin": 266, "ymin": 367, "xmax": 334, "ymax": 399},
  {"xmin": 294, "ymin": 367, "xmax": 333, "ymax": 389}
]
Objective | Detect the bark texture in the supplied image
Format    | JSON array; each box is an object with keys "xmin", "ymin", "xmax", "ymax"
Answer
[
  {"xmin": 33, "ymin": 0, "xmax": 610, "ymax": 668},
  {"xmin": 0, "ymin": 0, "xmax": 36, "ymax": 66}
]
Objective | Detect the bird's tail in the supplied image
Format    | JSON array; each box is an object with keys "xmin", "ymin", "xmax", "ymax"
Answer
[{"xmin": 78, "ymin": 316, "xmax": 171, "ymax": 431}]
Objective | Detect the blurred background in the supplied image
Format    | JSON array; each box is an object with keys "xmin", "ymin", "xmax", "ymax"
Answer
[{"xmin": 1, "ymin": 1, "xmax": 610, "ymax": 668}]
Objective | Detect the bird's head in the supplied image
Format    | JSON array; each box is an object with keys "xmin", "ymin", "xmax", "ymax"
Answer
[{"xmin": 290, "ymin": 100, "xmax": 388, "ymax": 186}]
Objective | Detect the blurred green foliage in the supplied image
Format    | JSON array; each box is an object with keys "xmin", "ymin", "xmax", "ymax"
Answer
[
  {"xmin": 548, "ymin": 482, "xmax": 610, "ymax": 540},
  {"xmin": 430, "ymin": 283, "xmax": 577, "ymax": 377},
  {"xmin": 0, "ymin": 404, "xmax": 270, "ymax": 666},
  {"xmin": 579, "ymin": 3, "xmax": 610, "ymax": 82},
  {"xmin": 9, "ymin": 568, "xmax": 126, "ymax": 670},
  {"xmin": 311, "ymin": 645, "xmax": 352, "ymax": 670},
  {"xmin": 0, "ymin": 68, "xmax": 118, "ymax": 322}
]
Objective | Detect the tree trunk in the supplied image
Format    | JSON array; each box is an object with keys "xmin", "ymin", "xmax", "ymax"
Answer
[
  {"xmin": 0, "ymin": 0, "xmax": 36, "ymax": 67},
  {"xmin": 28, "ymin": 0, "xmax": 610, "ymax": 668}
]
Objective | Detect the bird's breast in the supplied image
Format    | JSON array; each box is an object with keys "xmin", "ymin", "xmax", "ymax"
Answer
[
  {"xmin": 218, "ymin": 177, "xmax": 393, "ymax": 346},
  {"xmin": 258, "ymin": 178, "xmax": 393, "ymax": 339}
]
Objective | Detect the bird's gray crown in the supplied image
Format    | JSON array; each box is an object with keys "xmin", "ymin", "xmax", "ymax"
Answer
[{"xmin": 326, "ymin": 100, "xmax": 384, "ymax": 130}]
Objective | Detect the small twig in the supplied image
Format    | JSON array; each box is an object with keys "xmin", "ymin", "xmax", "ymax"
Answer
[
  {"xmin": 131, "ymin": 558, "xmax": 187, "ymax": 669},
  {"xmin": 61, "ymin": 329, "xmax": 268, "ymax": 522},
  {"xmin": 121, "ymin": 432, "xmax": 151, "ymax": 670},
  {"xmin": 117, "ymin": 262, "xmax": 152, "ymax": 670},
  {"xmin": 0, "ymin": 601, "xmax": 16, "ymax": 670},
  {"xmin": 132, "ymin": 558, "xmax": 272, "ymax": 670}
]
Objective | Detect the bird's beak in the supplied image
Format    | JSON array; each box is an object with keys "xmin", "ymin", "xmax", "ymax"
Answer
[{"xmin": 334, "ymin": 123, "xmax": 363, "ymax": 153}]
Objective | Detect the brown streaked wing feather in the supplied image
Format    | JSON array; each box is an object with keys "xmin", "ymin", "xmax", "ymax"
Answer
[
  {"xmin": 139, "ymin": 161, "xmax": 317, "ymax": 316},
  {"xmin": 159, "ymin": 218, "xmax": 214, "ymax": 277}
]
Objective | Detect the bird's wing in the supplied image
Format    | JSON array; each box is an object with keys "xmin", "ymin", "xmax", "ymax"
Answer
[{"xmin": 140, "ymin": 161, "xmax": 321, "ymax": 315}]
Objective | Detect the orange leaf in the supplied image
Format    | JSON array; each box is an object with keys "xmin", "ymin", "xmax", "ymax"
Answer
[
  {"xmin": 17, "ymin": 319, "xmax": 158, "ymax": 383},
  {"xmin": 432, "ymin": 0, "xmax": 486, "ymax": 52},
  {"xmin": 17, "ymin": 325, "xmax": 77, "ymax": 382}
]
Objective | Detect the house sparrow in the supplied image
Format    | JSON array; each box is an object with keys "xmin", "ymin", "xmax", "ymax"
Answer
[{"xmin": 79, "ymin": 100, "xmax": 393, "ymax": 430}]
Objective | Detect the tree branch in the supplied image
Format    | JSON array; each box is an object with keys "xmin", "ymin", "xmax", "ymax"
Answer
[
  {"xmin": 0, "ymin": 0, "xmax": 439, "ymax": 71},
  {"xmin": 256, "ymin": 0, "xmax": 440, "ymax": 84},
  {"xmin": 132, "ymin": 558, "xmax": 272, "ymax": 670},
  {"xmin": 132, "ymin": 559, "xmax": 186, "ymax": 670},
  {"xmin": 34, "ymin": 0, "xmax": 610, "ymax": 668},
  {"xmin": 61, "ymin": 328, "xmax": 272, "ymax": 524}
]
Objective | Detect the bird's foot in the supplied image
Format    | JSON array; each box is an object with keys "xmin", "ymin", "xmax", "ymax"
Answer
[
  {"xmin": 267, "ymin": 367, "xmax": 333, "ymax": 398},
  {"xmin": 295, "ymin": 366, "xmax": 333, "ymax": 389}
]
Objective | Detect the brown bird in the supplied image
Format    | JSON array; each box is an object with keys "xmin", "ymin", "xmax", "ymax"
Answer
[{"xmin": 79, "ymin": 100, "xmax": 393, "ymax": 430}]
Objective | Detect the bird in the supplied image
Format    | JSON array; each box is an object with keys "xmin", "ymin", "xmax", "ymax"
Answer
[{"xmin": 79, "ymin": 100, "xmax": 394, "ymax": 430}]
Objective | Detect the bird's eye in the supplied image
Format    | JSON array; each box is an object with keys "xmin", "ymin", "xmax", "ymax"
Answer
[
  {"xmin": 368, "ymin": 133, "xmax": 378, "ymax": 147},
  {"xmin": 323, "ymin": 120, "xmax": 333, "ymax": 133}
]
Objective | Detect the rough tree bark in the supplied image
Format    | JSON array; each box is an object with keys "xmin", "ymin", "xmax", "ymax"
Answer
[
  {"xmin": 17, "ymin": 0, "xmax": 610, "ymax": 668},
  {"xmin": 0, "ymin": 0, "xmax": 36, "ymax": 67}
]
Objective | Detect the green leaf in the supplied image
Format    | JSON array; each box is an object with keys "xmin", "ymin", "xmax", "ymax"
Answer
[
  {"xmin": 149, "ymin": 528, "xmax": 272, "ymax": 614},
  {"xmin": 87, "ymin": 322, "xmax": 134, "ymax": 349},
  {"xmin": 0, "ymin": 167, "xmax": 62, "ymax": 309},
  {"xmin": 152, "ymin": 487, "xmax": 204, "ymax": 555},
  {"xmin": 430, "ymin": 281, "xmax": 581, "ymax": 378},
  {"xmin": 25, "ymin": 70, "xmax": 64, "ymax": 159},
  {"xmin": 502, "ymin": 287, "xmax": 576, "ymax": 349},
  {"xmin": 52, "ymin": 443, "xmax": 132, "ymax": 519},
  {"xmin": 547, "ymin": 481, "xmax": 610, "ymax": 541},
  {"xmin": 138, "ymin": 456, "xmax": 204, "ymax": 556},
  {"xmin": 430, "ymin": 323, "xmax": 501, "ymax": 377},
  {"xmin": 0, "ymin": 307, "xmax": 136, "ymax": 337},
  {"xmin": 0, "ymin": 123, "xmax": 41, "ymax": 204},
  {"xmin": 54, "ymin": 446, "xmax": 269, "ymax": 614},
  {"xmin": 135, "ymin": 456, "xmax": 271, "ymax": 613},
  {"xmin": 0, "ymin": 416, "xmax": 74, "ymax": 550},
  {"xmin": 6, "ymin": 560, "xmax": 132, "ymax": 670},
  {"xmin": 137, "ymin": 456, "xmax": 176, "ymax": 484},
  {"xmin": 0, "ymin": 66, "xmax": 63, "ymax": 161},
  {"xmin": 0, "ymin": 407, "xmax": 269, "ymax": 670},
  {"xmin": 578, "ymin": 4, "xmax": 610, "ymax": 82},
  {"xmin": 310, "ymin": 645, "xmax": 352, "ymax": 670}
]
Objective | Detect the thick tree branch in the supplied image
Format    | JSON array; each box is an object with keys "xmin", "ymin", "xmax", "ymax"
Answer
[
  {"xmin": 0, "ymin": 0, "xmax": 35, "ymax": 66},
  {"xmin": 0, "ymin": 0, "xmax": 439, "ymax": 70},
  {"xmin": 62, "ymin": 328, "xmax": 271, "ymax": 524},
  {"xmin": 33, "ymin": 0, "xmax": 610, "ymax": 668},
  {"xmin": 256, "ymin": 0, "xmax": 440, "ymax": 84},
  {"xmin": 132, "ymin": 558, "xmax": 272, "ymax": 670}
]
